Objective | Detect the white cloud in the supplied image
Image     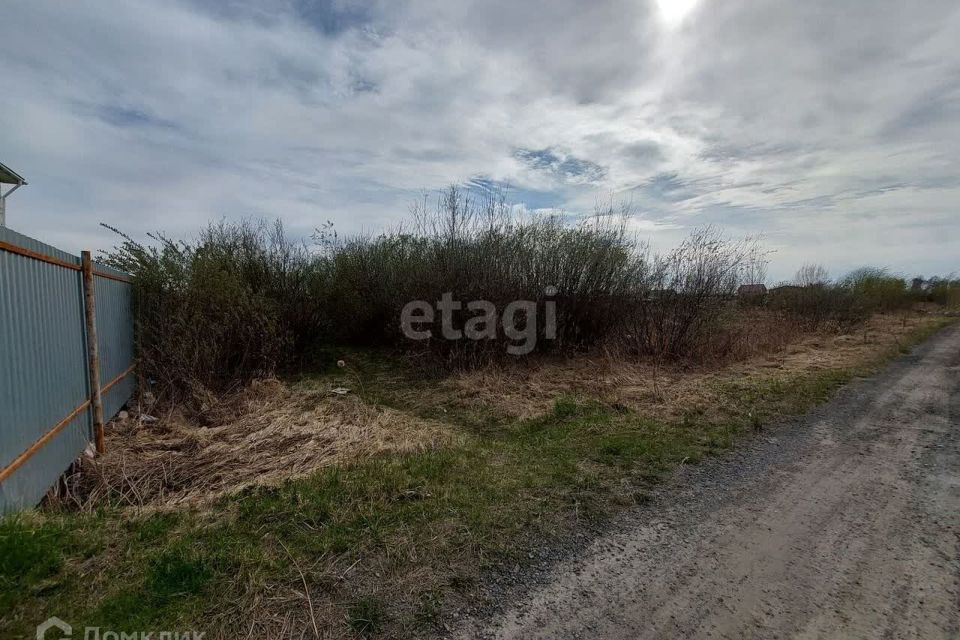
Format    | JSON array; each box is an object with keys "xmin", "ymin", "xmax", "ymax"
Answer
[{"xmin": 0, "ymin": 0, "xmax": 957, "ymax": 281}]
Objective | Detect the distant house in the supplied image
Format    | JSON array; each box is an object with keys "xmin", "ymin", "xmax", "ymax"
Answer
[{"xmin": 737, "ymin": 283, "xmax": 767, "ymax": 297}]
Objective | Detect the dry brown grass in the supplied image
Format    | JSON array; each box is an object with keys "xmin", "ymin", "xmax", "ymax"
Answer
[
  {"xmin": 441, "ymin": 311, "xmax": 940, "ymax": 422},
  {"xmin": 69, "ymin": 311, "xmax": 940, "ymax": 511},
  {"xmin": 13, "ymin": 311, "xmax": 951, "ymax": 640},
  {"xmin": 73, "ymin": 379, "xmax": 455, "ymax": 509}
]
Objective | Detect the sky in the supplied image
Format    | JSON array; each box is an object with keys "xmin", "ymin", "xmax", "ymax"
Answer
[{"xmin": 1, "ymin": 0, "xmax": 958, "ymax": 282}]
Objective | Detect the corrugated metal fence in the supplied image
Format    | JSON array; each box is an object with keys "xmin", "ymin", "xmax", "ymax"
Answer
[{"xmin": 0, "ymin": 227, "xmax": 135, "ymax": 511}]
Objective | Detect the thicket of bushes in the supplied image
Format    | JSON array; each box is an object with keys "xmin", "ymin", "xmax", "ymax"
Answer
[
  {"xmin": 101, "ymin": 187, "xmax": 954, "ymax": 397},
  {"xmin": 764, "ymin": 267, "xmax": 906, "ymax": 329},
  {"xmin": 103, "ymin": 221, "xmax": 325, "ymax": 393},
  {"xmin": 765, "ymin": 266, "xmax": 958, "ymax": 329},
  {"xmin": 924, "ymin": 277, "xmax": 960, "ymax": 306}
]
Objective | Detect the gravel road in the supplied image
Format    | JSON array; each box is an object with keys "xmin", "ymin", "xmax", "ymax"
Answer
[{"xmin": 458, "ymin": 323, "xmax": 960, "ymax": 639}]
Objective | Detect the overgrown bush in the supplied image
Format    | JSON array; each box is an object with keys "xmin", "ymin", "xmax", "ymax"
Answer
[
  {"xmin": 767, "ymin": 284, "xmax": 864, "ymax": 329},
  {"xmin": 624, "ymin": 228, "xmax": 768, "ymax": 358},
  {"xmin": 101, "ymin": 190, "xmax": 664, "ymax": 393},
  {"xmin": 102, "ymin": 186, "xmax": 946, "ymax": 397},
  {"xmin": 840, "ymin": 267, "xmax": 911, "ymax": 313},
  {"xmin": 321, "ymin": 191, "xmax": 649, "ymax": 355},
  {"xmin": 102, "ymin": 221, "xmax": 324, "ymax": 397},
  {"xmin": 923, "ymin": 276, "xmax": 960, "ymax": 307},
  {"xmin": 766, "ymin": 265, "xmax": 919, "ymax": 329}
]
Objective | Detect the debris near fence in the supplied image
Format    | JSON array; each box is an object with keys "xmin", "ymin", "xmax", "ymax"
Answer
[{"xmin": 67, "ymin": 379, "xmax": 453, "ymax": 509}]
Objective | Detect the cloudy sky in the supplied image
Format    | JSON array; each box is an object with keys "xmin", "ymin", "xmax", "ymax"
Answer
[{"xmin": 1, "ymin": 0, "xmax": 957, "ymax": 281}]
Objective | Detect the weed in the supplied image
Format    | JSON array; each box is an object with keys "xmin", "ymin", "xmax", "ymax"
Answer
[
  {"xmin": 348, "ymin": 597, "xmax": 386, "ymax": 636},
  {"xmin": 414, "ymin": 590, "xmax": 443, "ymax": 627}
]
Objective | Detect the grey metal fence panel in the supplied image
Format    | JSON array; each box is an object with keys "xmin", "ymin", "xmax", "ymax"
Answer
[
  {"xmin": 0, "ymin": 227, "xmax": 134, "ymax": 511},
  {"xmin": 0, "ymin": 411, "xmax": 89, "ymax": 512},
  {"xmin": 93, "ymin": 267, "xmax": 136, "ymax": 419}
]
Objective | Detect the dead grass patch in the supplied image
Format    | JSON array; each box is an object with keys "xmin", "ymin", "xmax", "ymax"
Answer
[
  {"xmin": 72, "ymin": 379, "xmax": 455, "ymax": 509},
  {"xmin": 67, "ymin": 312, "xmax": 941, "ymax": 511},
  {"xmin": 441, "ymin": 312, "xmax": 942, "ymax": 422}
]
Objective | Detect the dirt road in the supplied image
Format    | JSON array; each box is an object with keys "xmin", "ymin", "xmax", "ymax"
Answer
[{"xmin": 459, "ymin": 324, "xmax": 960, "ymax": 639}]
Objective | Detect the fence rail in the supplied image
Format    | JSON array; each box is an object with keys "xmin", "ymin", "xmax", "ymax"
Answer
[{"xmin": 0, "ymin": 227, "xmax": 135, "ymax": 511}]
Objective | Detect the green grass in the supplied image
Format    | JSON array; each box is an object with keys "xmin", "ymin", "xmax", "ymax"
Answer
[
  {"xmin": 0, "ymin": 518, "xmax": 69, "ymax": 613},
  {"xmin": 0, "ymin": 389, "xmax": 821, "ymax": 636},
  {"xmin": 1, "ymin": 319, "xmax": 953, "ymax": 638},
  {"xmin": 348, "ymin": 597, "xmax": 386, "ymax": 637}
]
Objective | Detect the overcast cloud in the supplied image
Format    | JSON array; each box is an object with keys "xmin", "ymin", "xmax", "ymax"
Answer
[{"xmin": 1, "ymin": 0, "xmax": 957, "ymax": 280}]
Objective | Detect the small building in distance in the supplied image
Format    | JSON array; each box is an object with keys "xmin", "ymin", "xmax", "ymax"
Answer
[{"xmin": 737, "ymin": 283, "xmax": 767, "ymax": 298}]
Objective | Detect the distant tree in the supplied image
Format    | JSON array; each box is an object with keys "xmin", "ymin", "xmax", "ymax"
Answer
[{"xmin": 795, "ymin": 263, "xmax": 830, "ymax": 287}]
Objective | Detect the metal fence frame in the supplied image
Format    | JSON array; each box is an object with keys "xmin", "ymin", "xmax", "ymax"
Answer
[{"xmin": 0, "ymin": 227, "xmax": 135, "ymax": 511}]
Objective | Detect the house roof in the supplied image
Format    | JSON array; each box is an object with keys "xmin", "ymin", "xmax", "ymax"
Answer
[{"xmin": 0, "ymin": 162, "xmax": 27, "ymax": 185}]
